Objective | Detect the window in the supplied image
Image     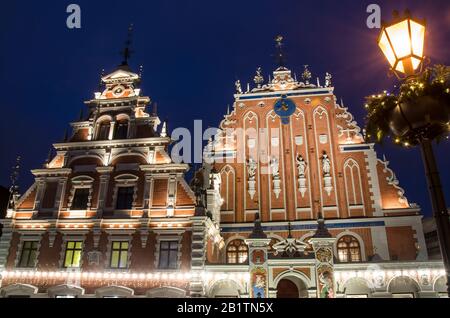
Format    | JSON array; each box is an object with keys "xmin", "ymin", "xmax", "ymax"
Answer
[
  {"xmin": 114, "ymin": 121, "xmax": 128, "ymax": 139},
  {"xmin": 226, "ymin": 240, "xmax": 248, "ymax": 264},
  {"xmin": 64, "ymin": 241, "xmax": 83, "ymax": 268},
  {"xmin": 97, "ymin": 122, "xmax": 110, "ymax": 140},
  {"xmin": 158, "ymin": 241, "xmax": 178, "ymax": 269},
  {"xmin": 116, "ymin": 186, "xmax": 134, "ymax": 210},
  {"xmin": 110, "ymin": 241, "xmax": 129, "ymax": 269},
  {"xmin": 56, "ymin": 295, "xmax": 76, "ymax": 298},
  {"xmin": 71, "ymin": 188, "xmax": 89, "ymax": 210},
  {"xmin": 337, "ymin": 235, "xmax": 361, "ymax": 263},
  {"xmin": 18, "ymin": 241, "xmax": 38, "ymax": 267}
]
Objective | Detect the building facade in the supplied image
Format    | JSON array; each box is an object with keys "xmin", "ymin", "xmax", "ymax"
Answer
[{"xmin": 0, "ymin": 45, "xmax": 447, "ymax": 298}]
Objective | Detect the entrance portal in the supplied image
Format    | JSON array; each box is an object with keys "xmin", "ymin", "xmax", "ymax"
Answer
[{"xmin": 276, "ymin": 279, "xmax": 299, "ymax": 298}]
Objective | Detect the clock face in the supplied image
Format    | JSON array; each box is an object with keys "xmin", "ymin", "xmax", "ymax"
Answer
[
  {"xmin": 112, "ymin": 85, "xmax": 125, "ymax": 97},
  {"xmin": 274, "ymin": 96, "xmax": 296, "ymax": 124}
]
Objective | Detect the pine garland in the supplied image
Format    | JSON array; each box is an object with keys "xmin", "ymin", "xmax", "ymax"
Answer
[{"xmin": 364, "ymin": 65, "xmax": 450, "ymax": 147}]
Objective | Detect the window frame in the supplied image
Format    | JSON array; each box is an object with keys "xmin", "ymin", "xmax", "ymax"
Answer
[
  {"xmin": 337, "ymin": 235, "xmax": 361, "ymax": 263},
  {"xmin": 114, "ymin": 120, "xmax": 129, "ymax": 139},
  {"xmin": 115, "ymin": 186, "xmax": 135, "ymax": 210},
  {"xmin": 110, "ymin": 241, "xmax": 130, "ymax": 269},
  {"xmin": 158, "ymin": 240, "xmax": 179, "ymax": 270},
  {"xmin": 68, "ymin": 176, "xmax": 94, "ymax": 213},
  {"xmin": 70, "ymin": 187, "xmax": 90, "ymax": 210},
  {"xmin": 97, "ymin": 121, "xmax": 111, "ymax": 140},
  {"xmin": 18, "ymin": 240, "xmax": 39, "ymax": 268},
  {"xmin": 63, "ymin": 241, "xmax": 83, "ymax": 268},
  {"xmin": 226, "ymin": 239, "xmax": 248, "ymax": 264}
]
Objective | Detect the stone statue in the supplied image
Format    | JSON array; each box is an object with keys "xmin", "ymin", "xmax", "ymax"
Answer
[
  {"xmin": 296, "ymin": 154, "xmax": 307, "ymax": 177},
  {"xmin": 235, "ymin": 80, "xmax": 243, "ymax": 94},
  {"xmin": 247, "ymin": 157, "xmax": 257, "ymax": 181},
  {"xmin": 321, "ymin": 152, "xmax": 331, "ymax": 176},
  {"xmin": 324, "ymin": 72, "xmax": 332, "ymax": 87},
  {"xmin": 270, "ymin": 156, "xmax": 280, "ymax": 179}
]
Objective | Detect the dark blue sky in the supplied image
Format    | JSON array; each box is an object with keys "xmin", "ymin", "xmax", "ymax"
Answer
[{"xmin": 0, "ymin": 0, "xmax": 449, "ymax": 217}]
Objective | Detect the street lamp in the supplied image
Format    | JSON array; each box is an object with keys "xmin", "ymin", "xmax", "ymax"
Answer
[
  {"xmin": 373, "ymin": 10, "xmax": 450, "ymax": 297},
  {"xmin": 377, "ymin": 10, "xmax": 426, "ymax": 78}
]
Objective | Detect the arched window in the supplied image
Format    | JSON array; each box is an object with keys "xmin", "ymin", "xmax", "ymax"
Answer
[
  {"xmin": 97, "ymin": 121, "xmax": 111, "ymax": 140},
  {"xmin": 114, "ymin": 120, "xmax": 129, "ymax": 139},
  {"xmin": 226, "ymin": 240, "xmax": 248, "ymax": 264},
  {"xmin": 337, "ymin": 235, "xmax": 361, "ymax": 263}
]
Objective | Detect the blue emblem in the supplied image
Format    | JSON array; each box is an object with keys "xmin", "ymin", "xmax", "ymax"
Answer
[{"xmin": 274, "ymin": 96, "xmax": 296, "ymax": 124}]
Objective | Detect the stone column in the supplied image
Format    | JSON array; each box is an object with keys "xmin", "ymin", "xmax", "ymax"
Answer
[
  {"xmin": 142, "ymin": 174, "xmax": 153, "ymax": 218},
  {"xmin": 108, "ymin": 121, "xmax": 116, "ymax": 140},
  {"xmin": 245, "ymin": 213, "xmax": 271, "ymax": 298},
  {"xmin": 33, "ymin": 177, "xmax": 46, "ymax": 213},
  {"xmin": 53, "ymin": 177, "xmax": 68, "ymax": 217},
  {"xmin": 189, "ymin": 204, "xmax": 208, "ymax": 297},
  {"xmin": 310, "ymin": 214, "xmax": 336, "ymax": 298}
]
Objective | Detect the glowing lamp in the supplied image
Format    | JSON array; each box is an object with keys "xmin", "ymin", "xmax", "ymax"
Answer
[{"xmin": 377, "ymin": 10, "xmax": 426, "ymax": 76}]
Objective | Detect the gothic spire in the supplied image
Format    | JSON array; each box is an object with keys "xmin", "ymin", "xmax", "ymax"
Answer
[{"xmin": 152, "ymin": 102, "xmax": 158, "ymax": 116}]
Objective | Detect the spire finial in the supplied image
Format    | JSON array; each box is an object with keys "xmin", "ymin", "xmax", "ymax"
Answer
[
  {"xmin": 302, "ymin": 65, "xmax": 311, "ymax": 85},
  {"xmin": 98, "ymin": 68, "xmax": 105, "ymax": 90},
  {"xmin": 8, "ymin": 156, "xmax": 21, "ymax": 209},
  {"xmin": 274, "ymin": 35, "xmax": 286, "ymax": 68},
  {"xmin": 160, "ymin": 120, "xmax": 167, "ymax": 137},
  {"xmin": 152, "ymin": 102, "xmax": 158, "ymax": 116},
  {"xmin": 249, "ymin": 212, "xmax": 267, "ymax": 239},
  {"xmin": 312, "ymin": 209, "xmax": 332, "ymax": 238},
  {"xmin": 120, "ymin": 23, "xmax": 134, "ymax": 66}
]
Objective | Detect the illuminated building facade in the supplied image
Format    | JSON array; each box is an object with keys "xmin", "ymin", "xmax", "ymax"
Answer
[{"xmin": 0, "ymin": 40, "xmax": 447, "ymax": 298}]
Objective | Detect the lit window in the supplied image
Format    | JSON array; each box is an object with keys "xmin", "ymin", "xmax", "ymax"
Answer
[
  {"xmin": 64, "ymin": 241, "xmax": 83, "ymax": 268},
  {"xmin": 110, "ymin": 241, "xmax": 129, "ymax": 269},
  {"xmin": 158, "ymin": 241, "xmax": 178, "ymax": 269},
  {"xmin": 337, "ymin": 235, "xmax": 361, "ymax": 263},
  {"xmin": 226, "ymin": 240, "xmax": 248, "ymax": 264},
  {"xmin": 116, "ymin": 186, "xmax": 134, "ymax": 210},
  {"xmin": 18, "ymin": 241, "xmax": 38, "ymax": 268},
  {"xmin": 71, "ymin": 188, "xmax": 89, "ymax": 210},
  {"xmin": 56, "ymin": 295, "xmax": 76, "ymax": 298}
]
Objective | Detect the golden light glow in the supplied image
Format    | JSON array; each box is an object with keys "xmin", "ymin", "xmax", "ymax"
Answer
[{"xmin": 377, "ymin": 15, "xmax": 426, "ymax": 76}]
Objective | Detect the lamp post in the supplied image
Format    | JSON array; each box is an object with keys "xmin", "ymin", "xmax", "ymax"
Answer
[{"xmin": 376, "ymin": 10, "xmax": 450, "ymax": 296}]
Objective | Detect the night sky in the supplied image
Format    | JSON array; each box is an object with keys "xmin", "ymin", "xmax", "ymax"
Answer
[{"xmin": 0, "ymin": 0, "xmax": 449, "ymax": 217}]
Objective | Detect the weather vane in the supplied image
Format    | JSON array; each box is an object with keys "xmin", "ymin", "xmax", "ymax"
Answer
[
  {"xmin": 274, "ymin": 35, "xmax": 286, "ymax": 67},
  {"xmin": 121, "ymin": 23, "xmax": 134, "ymax": 65}
]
